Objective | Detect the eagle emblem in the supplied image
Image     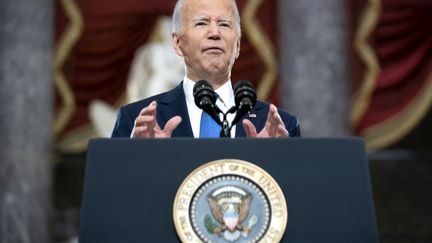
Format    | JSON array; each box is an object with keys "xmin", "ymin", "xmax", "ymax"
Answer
[{"xmin": 205, "ymin": 186, "xmax": 258, "ymax": 242}]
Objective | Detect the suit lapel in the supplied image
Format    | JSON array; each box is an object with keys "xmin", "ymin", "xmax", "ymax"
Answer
[{"xmin": 158, "ymin": 82, "xmax": 194, "ymax": 137}]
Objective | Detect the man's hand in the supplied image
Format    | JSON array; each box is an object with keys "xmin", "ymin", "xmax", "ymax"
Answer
[
  {"xmin": 242, "ymin": 104, "xmax": 289, "ymax": 138},
  {"xmin": 131, "ymin": 101, "xmax": 182, "ymax": 138}
]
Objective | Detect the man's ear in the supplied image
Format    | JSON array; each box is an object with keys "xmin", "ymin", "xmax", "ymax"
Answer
[
  {"xmin": 235, "ymin": 37, "xmax": 241, "ymax": 59},
  {"xmin": 172, "ymin": 33, "xmax": 184, "ymax": 57}
]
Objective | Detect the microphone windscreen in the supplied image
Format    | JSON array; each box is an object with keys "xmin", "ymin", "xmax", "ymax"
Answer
[
  {"xmin": 234, "ymin": 80, "xmax": 257, "ymax": 108},
  {"xmin": 193, "ymin": 80, "xmax": 216, "ymax": 109},
  {"xmin": 193, "ymin": 80, "xmax": 211, "ymax": 95}
]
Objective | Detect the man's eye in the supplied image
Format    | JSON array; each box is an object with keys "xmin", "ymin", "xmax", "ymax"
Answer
[
  {"xmin": 220, "ymin": 23, "xmax": 231, "ymax": 28},
  {"xmin": 195, "ymin": 22, "xmax": 206, "ymax": 26}
]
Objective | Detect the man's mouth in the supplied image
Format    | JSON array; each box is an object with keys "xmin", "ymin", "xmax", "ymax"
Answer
[{"xmin": 203, "ymin": 47, "xmax": 224, "ymax": 54}]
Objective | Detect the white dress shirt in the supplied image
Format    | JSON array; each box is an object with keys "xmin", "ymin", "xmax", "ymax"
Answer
[{"xmin": 183, "ymin": 77, "xmax": 237, "ymax": 138}]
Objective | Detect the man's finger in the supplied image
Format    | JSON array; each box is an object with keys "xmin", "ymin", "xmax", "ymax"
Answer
[
  {"xmin": 138, "ymin": 101, "xmax": 157, "ymax": 115},
  {"xmin": 277, "ymin": 124, "xmax": 289, "ymax": 137},
  {"xmin": 269, "ymin": 104, "xmax": 281, "ymax": 123},
  {"xmin": 271, "ymin": 111, "xmax": 282, "ymax": 135},
  {"xmin": 269, "ymin": 104, "xmax": 287, "ymax": 137},
  {"xmin": 133, "ymin": 101, "xmax": 158, "ymax": 138},
  {"xmin": 131, "ymin": 125, "xmax": 149, "ymax": 138},
  {"xmin": 161, "ymin": 116, "xmax": 182, "ymax": 137},
  {"xmin": 242, "ymin": 119, "xmax": 258, "ymax": 137},
  {"xmin": 134, "ymin": 115, "xmax": 154, "ymax": 125}
]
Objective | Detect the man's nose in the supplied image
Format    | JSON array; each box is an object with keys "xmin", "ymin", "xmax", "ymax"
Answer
[{"xmin": 207, "ymin": 22, "xmax": 221, "ymax": 40}]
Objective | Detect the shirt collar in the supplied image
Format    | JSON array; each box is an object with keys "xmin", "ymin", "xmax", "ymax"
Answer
[{"xmin": 183, "ymin": 76, "xmax": 196, "ymax": 107}]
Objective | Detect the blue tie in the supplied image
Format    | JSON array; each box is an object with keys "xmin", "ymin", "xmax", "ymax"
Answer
[{"xmin": 199, "ymin": 111, "xmax": 220, "ymax": 138}]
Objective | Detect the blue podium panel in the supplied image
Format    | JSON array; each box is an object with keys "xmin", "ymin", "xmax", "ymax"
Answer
[{"xmin": 79, "ymin": 138, "xmax": 379, "ymax": 243}]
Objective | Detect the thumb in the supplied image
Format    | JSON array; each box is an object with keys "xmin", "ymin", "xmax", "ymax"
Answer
[
  {"xmin": 242, "ymin": 119, "xmax": 258, "ymax": 137},
  {"xmin": 163, "ymin": 116, "xmax": 182, "ymax": 136}
]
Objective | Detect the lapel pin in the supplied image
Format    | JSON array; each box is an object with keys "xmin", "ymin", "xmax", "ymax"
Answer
[{"xmin": 248, "ymin": 113, "xmax": 256, "ymax": 118}]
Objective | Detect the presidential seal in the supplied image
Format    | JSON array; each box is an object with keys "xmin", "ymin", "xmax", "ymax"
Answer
[{"xmin": 173, "ymin": 159, "xmax": 287, "ymax": 243}]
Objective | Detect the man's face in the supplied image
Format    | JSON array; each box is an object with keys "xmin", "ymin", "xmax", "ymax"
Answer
[{"xmin": 173, "ymin": 0, "xmax": 241, "ymax": 86}]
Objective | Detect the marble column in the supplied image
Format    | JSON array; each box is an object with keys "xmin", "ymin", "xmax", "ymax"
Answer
[
  {"xmin": 0, "ymin": 0, "xmax": 53, "ymax": 242},
  {"xmin": 278, "ymin": 0, "xmax": 351, "ymax": 136}
]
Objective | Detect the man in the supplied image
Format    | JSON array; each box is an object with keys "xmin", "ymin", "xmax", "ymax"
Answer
[{"xmin": 111, "ymin": 0, "xmax": 300, "ymax": 138}]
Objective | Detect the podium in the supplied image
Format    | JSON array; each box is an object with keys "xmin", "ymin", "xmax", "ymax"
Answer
[{"xmin": 79, "ymin": 138, "xmax": 379, "ymax": 243}]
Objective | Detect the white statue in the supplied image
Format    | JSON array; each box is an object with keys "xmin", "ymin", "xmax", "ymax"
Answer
[{"xmin": 89, "ymin": 16, "xmax": 184, "ymax": 137}]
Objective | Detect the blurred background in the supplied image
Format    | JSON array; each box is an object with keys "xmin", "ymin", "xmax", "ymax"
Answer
[{"xmin": 0, "ymin": 0, "xmax": 431, "ymax": 242}]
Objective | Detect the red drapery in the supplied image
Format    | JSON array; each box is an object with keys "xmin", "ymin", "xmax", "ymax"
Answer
[
  {"xmin": 54, "ymin": 0, "xmax": 279, "ymax": 152},
  {"xmin": 350, "ymin": 0, "xmax": 432, "ymax": 151}
]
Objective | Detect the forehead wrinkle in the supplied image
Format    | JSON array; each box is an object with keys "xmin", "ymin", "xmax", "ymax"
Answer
[
  {"xmin": 192, "ymin": 15, "xmax": 210, "ymax": 21},
  {"xmin": 191, "ymin": 15, "xmax": 234, "ymax": 23}
]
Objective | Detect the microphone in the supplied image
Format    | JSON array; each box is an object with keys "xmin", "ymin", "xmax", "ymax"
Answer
[
  {"xmin": 193, "ymin": 80, "xmax": 222, "ymax": 125},
  {"xmin": 231, "ymin": 80, "xmax": 257, "ymax": 126}
]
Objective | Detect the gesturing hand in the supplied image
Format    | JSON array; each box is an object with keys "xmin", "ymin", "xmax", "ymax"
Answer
[
  {"xmin": 131, "ymin": 101, "xmax": 182, "ymax": 138},
  {"xmin": 242, "ymin": 104, "xmax": 289, "ymax": 138}
]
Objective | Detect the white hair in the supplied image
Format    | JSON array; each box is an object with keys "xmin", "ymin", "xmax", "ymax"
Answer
[{"xmin": 172, "ymin": 0, "xmax": 241, "ymax": 35}]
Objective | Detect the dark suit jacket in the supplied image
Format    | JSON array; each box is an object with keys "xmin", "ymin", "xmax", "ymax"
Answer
[{"xmin": 111, "ymin": 82, "xmax": 301, "ymax": 137}]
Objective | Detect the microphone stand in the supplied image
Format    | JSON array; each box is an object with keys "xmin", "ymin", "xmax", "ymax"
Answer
[{"xmin": 218, "ymin": 106, "xmax": 237, "ymax": 138}]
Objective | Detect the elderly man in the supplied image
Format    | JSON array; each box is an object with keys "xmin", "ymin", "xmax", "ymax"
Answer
[{"xmin": 111, "ymin": 0, "xmax": 300, "ymax": 138}]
